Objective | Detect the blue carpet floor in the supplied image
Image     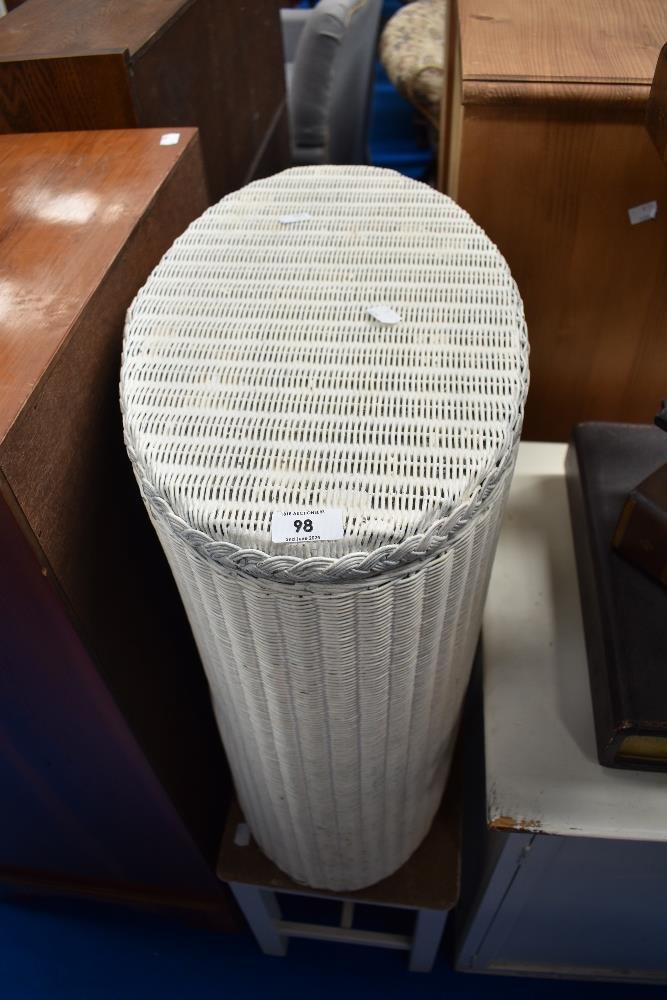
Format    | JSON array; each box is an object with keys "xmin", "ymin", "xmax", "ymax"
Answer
[{"xmin": 2, "ymin": 894, "xmax": 664, "ymax": 999}]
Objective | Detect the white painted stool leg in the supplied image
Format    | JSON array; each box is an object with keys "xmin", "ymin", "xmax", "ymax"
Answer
[
  {"xmin": 409, "ymin": 908, "xmax": 448, "ymax": 972},
  {"xmin": 229, "ymin": 883, "xmax": 288, "ymax": 957}
]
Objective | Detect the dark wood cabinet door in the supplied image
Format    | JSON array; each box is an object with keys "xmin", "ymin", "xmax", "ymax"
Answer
[{"xmin": 0, "ymin": 129, "xmax": 238, "ymax": 927}]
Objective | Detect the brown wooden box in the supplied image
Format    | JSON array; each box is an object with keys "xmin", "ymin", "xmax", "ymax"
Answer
[
  {"xmin": 439, "ymin": 0, "xmax": 667, "ymax": 442},
  {"xmin": 0, "ymin": 129, "xmax": 237, "ymax": 925},
  {"xmin": 566, "ymin": 423, "xmax": 667, "ymax": 770},
  {"xmin": 614, "ymin": 461, "xmax": 667, "ymax": 587},
  {"xmin": 0, "ymin": 0, "xmax": 289, "ymax": 202}
]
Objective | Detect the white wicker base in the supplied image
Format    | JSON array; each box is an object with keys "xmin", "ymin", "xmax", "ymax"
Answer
[{"xmin": 150, "ymin": 465, "xmax": 511, "ymax": 890}]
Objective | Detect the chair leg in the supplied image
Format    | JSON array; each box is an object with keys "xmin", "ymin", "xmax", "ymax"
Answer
[
  {"xmin": 228, "ymin": 882, "xmax": 288, "ymax": 957},
  {"xmin": 409, "ymin": 908, "xmax": 447, "ymax": 973}
]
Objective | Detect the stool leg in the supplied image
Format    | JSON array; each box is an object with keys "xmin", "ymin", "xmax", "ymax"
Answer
[
  {"xmin": 409, "ymin": 908, "xmax": 447, "ymax": 973},
  {"xmin": 340, "ymin": 900, "xmax": 355, "ymax": 929},
  {"xmin": 228, "ymin": 882, "xmax": 288, "ymax": 957}
]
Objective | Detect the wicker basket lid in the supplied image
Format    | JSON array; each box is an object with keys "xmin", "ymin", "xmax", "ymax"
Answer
[{"xmin": 121, "ymin": 166, "xmax": 528, "ymax": 583}]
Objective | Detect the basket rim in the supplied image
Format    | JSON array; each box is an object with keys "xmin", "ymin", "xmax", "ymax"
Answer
[
  {"xmin": 120, "ymin": 165, "xmax": 529, "ymax": 584},
  {"xmin": 122, "ymin": 424, "xmax": 523, "ymax": 584}
]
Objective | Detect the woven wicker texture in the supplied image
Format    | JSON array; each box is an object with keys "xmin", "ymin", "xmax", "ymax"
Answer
[{"xmin": 121, "ymin": 166, "xmax": 528, "ymax": 890}]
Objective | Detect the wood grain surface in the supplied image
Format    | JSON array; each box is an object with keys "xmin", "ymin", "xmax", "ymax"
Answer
[
  {"xmin": 458, "ymin": 0, "xmax": 667, "ymax": 105},
  {"xmin": 0, "ymin": 129, "xmax": 197, "ymax": 443},
  {"xmin": 456, "ymin": 111, "xmax": 667, "ymax": 439},
  {"xmin": 0, "ymin": 53, "xmax": 136, "ymax": 133},
  {"xmin": 441, "ymin": 1, "xmax": 667, "ymax": 441},
  {"xmin": 647, "ymin": 43, "xmax": 667, "ymax": 166},
  {"xmin": 0, "ymin": 0, "xmax": 189, "ymax": 57},
  {"xmin": 128, "ymin": 0, "xmax": 289, "ymax": 201}
]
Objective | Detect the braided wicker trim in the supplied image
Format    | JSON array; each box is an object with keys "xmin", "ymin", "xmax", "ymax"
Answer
[{"xmin": 124, "ymin": 433, "xmax": 519, "ymax": 584}]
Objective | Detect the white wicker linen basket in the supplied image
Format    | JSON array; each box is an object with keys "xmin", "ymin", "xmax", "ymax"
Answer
[{"xmin": 121, "ymin": 165, "xmax": 529, "ymax": 891}]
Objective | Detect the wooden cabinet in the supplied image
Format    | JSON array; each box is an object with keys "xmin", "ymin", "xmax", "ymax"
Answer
[
  {"xmin": 0, "ymin": 0, "xmax": 289, "ymax": 202},
  {"xmin": 439, "ymin": 1, "xmax": 667, "ymax": 441},
  {"xmin": 0, "ymin": 129, "xmax": 237, "ymax": 926}
]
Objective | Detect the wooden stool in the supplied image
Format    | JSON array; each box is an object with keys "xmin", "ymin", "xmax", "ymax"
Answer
[{"xmin": 217, "ymin": 771, "xmax": 460, "ymax": 973}]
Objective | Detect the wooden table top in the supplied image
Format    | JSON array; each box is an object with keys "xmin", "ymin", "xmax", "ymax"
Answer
[
  {"xmin": 0, "ymin": 0, "xmax": 190, "ymax": 58},
  {"xmin": 0, "ymin": 127, "xmax": 199, "ymax": 446},
  {"xmin": 458, "ymin": 0, "xmax": 667, "ymax": 106}
]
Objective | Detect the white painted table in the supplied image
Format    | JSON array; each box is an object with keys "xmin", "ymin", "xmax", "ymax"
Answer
[{"xmin": 456, "ymin": 442, "xmax": 667, "ymax": 983}]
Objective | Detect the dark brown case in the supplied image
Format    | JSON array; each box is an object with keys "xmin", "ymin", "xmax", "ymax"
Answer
[
  {"xmin": 566, "ymin": 422, "xmax": 667, "ymax": 770},
  {"xmin": 613, "ymin": 462, "xmax": 667, "ymax": 586}
]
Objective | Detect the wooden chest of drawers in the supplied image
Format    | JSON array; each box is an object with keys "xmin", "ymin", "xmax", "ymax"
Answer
[{"xmin": 440, "ymin": 0, "xmax": 667, "ymax": 441}]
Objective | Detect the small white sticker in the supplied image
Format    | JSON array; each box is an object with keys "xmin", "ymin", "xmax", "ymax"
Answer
[
  {"xmin": 628, "ymin": 200, "xmax": 657, "ymax": 225},
  {"xmin": 233, "ymin": 823, "xmax": 250, "ymax": 848},
  {"xmin": 367, "ymin": 304, "xmax": 401, "ymax": 325},
  {"xmin": 271, "ymin": 507, "xmax": 345, "ymax": 544},
  {"xmin": 160, "ymin": 132, "xmax": 181, "ymax": 146},
  {"xmin": 279, "ymin": 212, "xmax": 312, "ymax": 224}
]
